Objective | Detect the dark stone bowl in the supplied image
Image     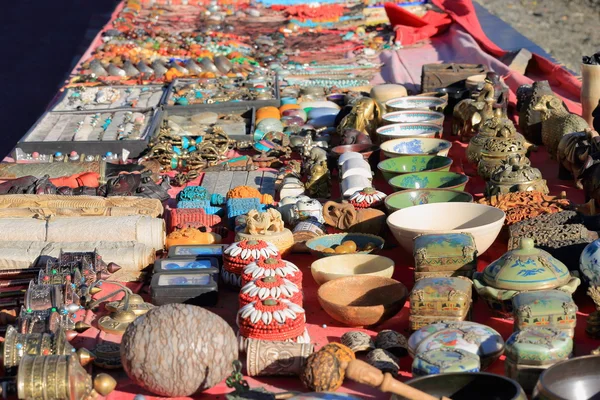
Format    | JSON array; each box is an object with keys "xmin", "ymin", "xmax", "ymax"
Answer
[{"xmin": 392, "ymin": 372, "xmax": 526, "ymax": 400}]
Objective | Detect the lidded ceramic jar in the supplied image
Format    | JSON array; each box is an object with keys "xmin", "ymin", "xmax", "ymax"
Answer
[
  {"xmin": 511, "ymin": 290, "xmax": 577, "ymax": 337},
  {"xmin": 473, "ymin": 238, "xmax": 581, "ymax": 317},
  {"xmin": 504, "ymin": 327, "xmax": 573, "ymax": 393},
  {"xmin": 477, "ymin": 136, "xmax": 527, "ymax": 180},
  {"xmin": 412, "ymin": 348, "xmax": 480, "ymax": 377},
  {"xmin": 485, "ymin": 155, "xmax": 548, "ymax": 196},
  {"xmin": 408, "ymin": 321, "xmax": 505, "ymax": 369}
]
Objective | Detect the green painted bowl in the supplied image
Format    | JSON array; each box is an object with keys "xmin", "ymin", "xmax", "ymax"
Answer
[
  {"xmin": 377, "ymin": 156, "xmax": 452, "ymax": 181},
  {"xmin": 384, "ymin": 189, "xmax": 473, "ymax": 213},
  {"xmin": 388, "ymin": 171, "xmax": 469, "ymax": 192}
]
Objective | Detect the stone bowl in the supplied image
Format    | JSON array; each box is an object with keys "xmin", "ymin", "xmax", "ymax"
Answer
[
  {"xmin": 317, "ymin": 276, "xmax": 408, "ymax": 327},
  {"xmin": 381, "ymin": 110, "xmax": 444, "ymax": 127},
  {"xmin": 310, "ymin": 254, "xmax": 394, "ymax": 286},
  {"xmin": 385, "ymin": 96, "xmax": 448, "ymax": 112},
  {"xmin": 384, "ymin": 189, "xmax": 473, "ymax": 213},
  {"xmin": 376, "ymin": 123, "xmax": 442, "ymax": 141},
  {"xmin": 380, "ymin": 137, "xmax": 452, "ymax": 158},
  {"xmin": 391, "ymin": 372, "xmax": 526, "ymax": 400},
  {"xmin": 305, "ymin": 233, "xmax": 384, "ymax": 258},
  {"xmin": 378, "ymin": 155, "xmax": 453, "ymax": 181},
  {"xmin": 386, "ymin": 202, "xmax": 505, "ymax": 255},
  {"xmin": 533, "ymin": 355, "xmax": 600, "ymax": 400},
  {"xmin": 388, "ymin": 171, "xmax": 469, "ymax": 192}
]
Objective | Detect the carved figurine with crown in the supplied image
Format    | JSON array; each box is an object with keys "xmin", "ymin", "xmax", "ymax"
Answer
[{"xmin": 235, "ymin": 209, "xmax": 294, "ymax": 256}]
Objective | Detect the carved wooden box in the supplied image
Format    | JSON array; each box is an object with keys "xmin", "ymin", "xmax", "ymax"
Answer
[
  {"xmin": 409, "ymin": 277, "xmax": 472, "ymax": 331},
  {"xmin": 413, "ymin": 233, "xmax": 477, "ymax": 281},
  {"xmin": 421, "ymin": 63, "xmax": 487, "ymax": 92}
]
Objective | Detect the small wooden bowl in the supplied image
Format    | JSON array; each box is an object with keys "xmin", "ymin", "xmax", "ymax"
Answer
[{"xmin": 318, "ymin": 276, "xmax": 408, "ymax": 327}]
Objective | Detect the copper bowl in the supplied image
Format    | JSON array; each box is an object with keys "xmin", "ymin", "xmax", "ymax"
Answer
[
  {"xmin": 533, "ymin": 355, "xmax": 600, "ymax": 400},
  {"xmin": 317, "ymin": 276, "xmax": 407, "ymax": 327},
  {"xmin": 331, "ymin": 144, "xmax": 379, "ymax": 160}
]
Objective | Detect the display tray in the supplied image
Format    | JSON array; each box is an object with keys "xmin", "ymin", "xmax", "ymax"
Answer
[
  {"xmin": 151, "ymin": 105, "xmax": 256, "ymax": 143},
  {"xmin": 164, "ymin": 76, "xmax": 280, "ymax": 108},
  {"xmin": 49, "ymin": 85, "xmax": 168, "ymax": 112},
  {"xmin": 16, "ymin": 108, "xmax": 159, "ymax": 158}
]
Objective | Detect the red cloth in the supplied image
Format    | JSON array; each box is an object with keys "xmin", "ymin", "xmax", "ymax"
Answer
[{"xmin": 384, "ymin": 3, "xmax": 452, "ymax": 46}]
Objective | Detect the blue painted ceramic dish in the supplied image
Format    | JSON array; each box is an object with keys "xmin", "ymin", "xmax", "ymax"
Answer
[
  {"xmin": 380, "ymin": 137, "xmax": 452, "ymax": 158},
  {"xmin": 305, "ymin": 233, "xmax": 384, "ymax": 258},
  {"xmin": 376, "ymin": 122, "xmax": 442, "ymax": 141}
]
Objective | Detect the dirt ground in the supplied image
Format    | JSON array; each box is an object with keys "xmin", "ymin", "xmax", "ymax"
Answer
[{"xmin": 475, "ymin": 0, "xmax": 600, "ymax": 74}]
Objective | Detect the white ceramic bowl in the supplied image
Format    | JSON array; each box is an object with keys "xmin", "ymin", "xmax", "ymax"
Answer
[
  {"xmin": 386, "ymin": 203, "xmax": 505, "ymax": 255},
  {"xmin": 376, "ymin": 123, "xmax": 442, "ymax": 141},
  {"xmin": 380, "ymin": 137, "xmax": 452, "ymax": 158},
  {"xmin": 311, "ymin": 254, "xmax": 394, "ymax": 286},
  {"xmin": 382, "ymin": 110, "xmax": 445, "ymax": 126}
]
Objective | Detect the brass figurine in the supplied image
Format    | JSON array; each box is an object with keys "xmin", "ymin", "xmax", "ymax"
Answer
[
  {"xmin": 337, "ymin": 97, "xmax": 382, "ymax": 144},
  {"xmin": 306, "ymin": 161, "xmax": 331, "ymax": 199}
]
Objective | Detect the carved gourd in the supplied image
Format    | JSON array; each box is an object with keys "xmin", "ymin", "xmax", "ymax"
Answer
[{"xmin": 301, "ymin": 347, "xmax": 345, "ymax": 392}]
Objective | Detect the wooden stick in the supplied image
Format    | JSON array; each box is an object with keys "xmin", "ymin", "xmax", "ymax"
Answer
[{"xmin": 343, "ymin": 359, "xmax": 451, "ymax": 400}]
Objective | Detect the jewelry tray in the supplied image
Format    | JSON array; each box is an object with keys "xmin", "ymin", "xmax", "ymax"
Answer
[
  {"xmin": 150, "ymin": 105, "xmax": 256, "ymax": 143},
  {"xmin": 49, "ymin": 85, "xmax": 168, "ymax": 112},
  {"xmin": 16, "ymin": 108, "xmax": 160, "ymax": 157},
  {"xmin": 164, "ymin": 75, "xmax": 280, "ymax": 109}
]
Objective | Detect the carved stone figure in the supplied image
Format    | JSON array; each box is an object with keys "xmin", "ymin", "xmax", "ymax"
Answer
[
  {"xmin": 340, "ymin": 129, "xmax": 372, "ymax": 145},
  {"xmin": 245, "ymin": 209, "xmax": 285, "ymax": 235},
  {"xmin": 322, "ymin": 201, "xmax": 386, "ymax": 235},
  {"xmin": 306, "ymin": 161, "xmax": 331, "ymax": 199},
  {"xmin": 533, "ymin": 94, "xmax": 590, "ymax": 160},
  {"xmin": 557, "ymin": 128, "xmax": 600, "ymax": 188}
]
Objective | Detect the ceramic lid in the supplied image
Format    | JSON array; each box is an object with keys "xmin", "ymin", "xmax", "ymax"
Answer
[
  {"xmin": 408, "ymin": 321, "xmax": 504, "ymax": 360},
  {"xmin": 512, "ymin": 290, "xmax": 577, "ymax": 318},
  {"xmin": 411, "ymin": 277, "xmax": 472, "ymax": 302},
  {"xmin": 580, "ymin": 239, "xmax": 600, "ymax": 286},
  {"xmin": 505, "ymin": 327, "xmax": 573, "ymax": 365},
  {"xmin": 412, "ymin": 348, "xmax": 480, "ymax": 376},
  {"xmin": 413, "ymin": 233, "xmax": 477, "ymax": 260},
  {"xmin": 482, "ymin": 238, "xmax": 570, "ymax": 291}
]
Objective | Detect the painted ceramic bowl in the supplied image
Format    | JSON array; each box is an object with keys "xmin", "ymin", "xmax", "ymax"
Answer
[
  {"xmin": 305, "ymin": 233, "xmax": 384, "ymax": 258},
  {"xmin": 386, "ymin": 203, "xmax": 505, "ymax": 255},
  {"xmin": 392, "ymin": 373, "xmax": 526, "ymax": 400},
  {"xmin": 384, "ymin": 189, "xmax": 473, "ymax": 213},
  {"xmin": 376, "ymin": 123, "xmax": 442, "ymax": 141},
  {"xmin": 579, "ymin": 239, "xmax": 600, "ymax": 286},
  {"xmin": 533, "ymin": 355, "xmax": 600, "ymax": 400},
  {"xmin": 385, "ymin": 96, "xmax": 448, "ymax": 113},
  {"xmin": 310, "ymin": 254, "xmax": 394, "ymax": 286},
  {"xmin": 317, "ymin": 276, "xmax": 408, "ymax": 327},
  {"xmin": 388, "ymin": 171, "xmax": 469, "ymax": 191},
  {"xmin": 378, "ymin": 155, "xmax": 452, "ymax": 181},
  {"xmin": 382, "ymin": 110, "xmax": 444, "ymax": 127},
  {"xmin": 380, "ymin": 138, "xmax": 452, "ymax": 158}
]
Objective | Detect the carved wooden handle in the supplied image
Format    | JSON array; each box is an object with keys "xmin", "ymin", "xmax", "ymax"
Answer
[{"xmin": 343, "ymin": 359, "xmax": 450, "ymax": 400}]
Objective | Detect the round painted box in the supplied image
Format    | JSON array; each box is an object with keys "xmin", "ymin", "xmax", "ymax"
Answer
[
  {"xmin": 412, "ymin": 348, "xmax": 480, "ymax": 377},
  {"xmin": 408, "ymin": 321, "xmax": 505, "ymax": 369}
]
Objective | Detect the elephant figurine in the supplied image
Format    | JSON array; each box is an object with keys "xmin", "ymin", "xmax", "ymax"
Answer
[
  {"xmin": 322, "ymin": 201, "xmax": 385, "ymax": 235},
  {"xmin": 337, "ymin": 97, "xmax": 381, "ymax": 144},
  {"xmin": 303, "ymin": 146, "xmax": 328, "ymax": 174},
  {"xmin": 557, "ymin": 128, "xmax": 600, "ymax": 188},
  {"xmin": 340, "ymin": 129, "xmax": 372, "ymax": 145},
  {"xmin": 453, "ymin": 92, "xmax": 495, "ymax": 142},
  {"xmin": 532, "ymin": 94, "xmax": 590, "ymax": 160}
]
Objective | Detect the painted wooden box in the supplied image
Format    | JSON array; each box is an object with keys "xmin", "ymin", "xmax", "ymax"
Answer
[
  {"xmin": 504, "ymin": 327, "xmax": 573, "ymax": 393},
  {"xmin": 408, "ymin": 321, "xmax": 505, "ymax": 369},
  {"xmin": 413, "ymin": 233, "xmax": 477, "ymax": 281},
  {"xmin": 412, "ymin": 348, "xmax": 480, "ymax": 377},
  {"xmin": 512, "ymin": 290, "xmax": 577, "ymax": 337},
  {"xmin": 409, "ymin": 276, "xmax": 472, "ymax": 331}
]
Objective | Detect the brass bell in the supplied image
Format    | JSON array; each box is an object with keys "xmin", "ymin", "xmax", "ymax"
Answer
[
  {"xmin": 105, "ymin": 293, "xmax": 154, "ymax": 316},
  {"xmin": 97, "ymin": 309, "xmax": 138, "ymax": 335}
]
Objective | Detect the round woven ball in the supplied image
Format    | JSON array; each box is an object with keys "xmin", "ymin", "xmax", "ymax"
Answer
[{"xmin": 121, "ymin": 304, "xmax": 238, "ymax": 396}]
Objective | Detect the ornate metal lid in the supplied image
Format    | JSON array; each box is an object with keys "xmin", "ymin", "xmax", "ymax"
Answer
[
  {"xmin": 505, "ymin": 327, "xmax": 573, "ymax": 365},
  {"xmin": 489, "ymin": 155, "xmax": 543, "ymax": 185},
  {"xmin": 482, "ymin": 238, "xmax": 571, "ymax": 291},
  {"xmin": 480, "ymin": 136, "xmax": 526, "ymax": 157},
  {"xmin": 512, "ymin": 290, "xmax": 577, "ymax": 319},
  {"xmin": 408, "ymin": 321, "xmax": 504, "ymax": 361},
  {"xmin": 412, "ymin": 348, "xmax": 480, "ymax": 376},
  {"xmin": 411, "ymin": 277, "xmax": 472, "ymax": 302}
]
